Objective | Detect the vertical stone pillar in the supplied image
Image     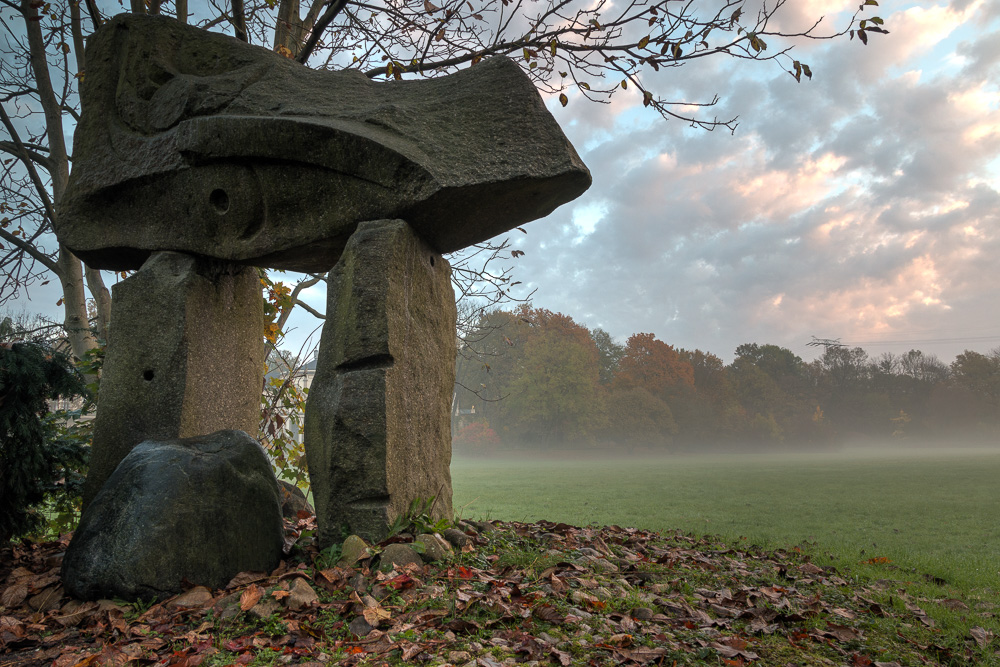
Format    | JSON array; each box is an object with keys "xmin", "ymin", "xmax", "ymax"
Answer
[
  {"xmin": 82, "ymin": 252, "xmax": 265, "ymax": 507},
  {"xmin": 304, "ymin": 219, "xmax": 456, "ymax": 546}
]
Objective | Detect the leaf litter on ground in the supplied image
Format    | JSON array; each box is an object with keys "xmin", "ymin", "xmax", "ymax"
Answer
[{"xmin": 1, "ymin": 514, "xmax": 998, "ymax": 667}]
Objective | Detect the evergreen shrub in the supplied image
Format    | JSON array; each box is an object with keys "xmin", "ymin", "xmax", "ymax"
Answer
[{"xmin": 0, "ymin": 342, "xmax": 90, "ymax": 543}]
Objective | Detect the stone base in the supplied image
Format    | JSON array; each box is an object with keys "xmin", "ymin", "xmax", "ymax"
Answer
[
  {"xmin": 82, "ymin": 252, "xmax": 264, "ymax": 507},
  {"xmin": 304, "ymin": 219, "xmax": 456, "ymax": 546},
  {"xmin": 64, "ymin": 430, "xmax": 283, "ymax": 601}
]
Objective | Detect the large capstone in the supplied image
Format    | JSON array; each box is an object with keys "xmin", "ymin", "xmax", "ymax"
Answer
[
  {"xmin": 62, "ymin": 430, "xmax": 283, "ymax": 601},
  {"xmin": 304, "ymin": 219, "xmax": 455, "ymax": 545},
  {"xmin": 56, "ymin": 13, "xmax": 591, "ymax": 272},
  {"xmin": 82, "ymin": 252, "xmax": 264, "ymax": 507}
]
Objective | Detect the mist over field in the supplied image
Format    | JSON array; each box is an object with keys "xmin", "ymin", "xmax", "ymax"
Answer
[{"xmin": 452, "ymin": 307, "xmax": 1000, "ymax": 458}]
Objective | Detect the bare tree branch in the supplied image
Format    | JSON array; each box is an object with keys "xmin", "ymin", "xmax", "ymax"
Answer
[
  {"xmin": 0, "ymin": 227, "xmax": 59, "ymax": 274},
  {"xmin": 276, "ymin": 273, "xmax": 325, "ymax": 331},
  {"xmin": 0, "ymin": 141, "xmax": 51, "ymax": 171},
  {"xmin": 292, "ymin": 298, "xmax": 325, "ymax": 321},
  {"xmin": 0, "ymin": 103, "xmax": 58, "ymax": 230},
  {"xmin": 297, "ymin": 0, "xmax": 351, "ymax": 64},
  {"xmin": 84, "ymin": 0, "xmax": 102, "ymax": 30}
]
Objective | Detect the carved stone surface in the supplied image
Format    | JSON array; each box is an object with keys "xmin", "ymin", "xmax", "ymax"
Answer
[
  {"xmin": 82, "ymin": 252, "xmax": 265, "ymax": 507},
  {"xmin": 63, "ymin": 430, "xmax": 283, "ymax": 601},
  {"xmin": 56, "ymin": 13, "xmax": 592, "ymax": 272},
  {"xmin": 304, "ymin": 219, "xmax": 455, "ymax": 545}
]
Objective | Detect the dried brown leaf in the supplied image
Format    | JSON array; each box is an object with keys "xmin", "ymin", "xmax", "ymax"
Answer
[
  {"xmin": 362, "ymin": 604, "xmax": 391, "ymax": 626},
  {"xmin": 227, "ymin": 572, "xmax": 268, "ymax": 590},
  {"xmin": 824, "ymin": 622, "xmax": 863, "ymax": 641},
  {"xmin": 832, "ymin": 607, "xmax": 857, "ymax": 620},
  {"xmin": 798, "ymin": 563, "xmax": 824, "ymax": 575},
  {"xmin": 532, "ymin": 604, "xmax": 566, "ymax": 624},
  {"xmin": 937, "ymin": 598, "xmax": 968, "ymax": 610},
  {"xmin": 239, "ymin": 584, "xmax": 262, "ymax": 611},
  {"xmin": 970, "ymin": 626, "xmax": 994, "ymax": 647},
  {"xmin": 550, "ymin": 647, "xmax": 572, "ymax": 666},
  {"xmin": 0, "ymin": 583, "xmax": 28, "ymax": 608},
  {"xmin": 0, "ymin": 615, "xmax": 24, "ymax": 637},
  {"xmin": 618, "ymin": 646, "xmax": 668, "ymax": 664},
  {"xmin": 710, "ymin": 641, "xmax": 759, "ymax": 660}
]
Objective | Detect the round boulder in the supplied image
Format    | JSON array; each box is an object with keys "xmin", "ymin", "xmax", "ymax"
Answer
[{"xmin": 62, "ymin": 430, "xmax": 284, "ymax": 601}]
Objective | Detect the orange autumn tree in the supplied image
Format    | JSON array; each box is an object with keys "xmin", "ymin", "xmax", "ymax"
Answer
[
  {"xmin": 614, "ymin": 333, "xmax": 695, "ymax": 396},
  {"xmin": 603, "ymin": 333, "xmax": 693, "ymax": 447}
]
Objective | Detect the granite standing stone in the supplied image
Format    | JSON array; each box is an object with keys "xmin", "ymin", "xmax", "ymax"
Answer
[
  {"xmin": 63, "ymin": 430, "xmax": 283, "ymax": 601},
  {"xmin": 304, "ymin": 219, "xmax": 455, "ymax": 545},
  {"xmin": 82, "ymin": 252, "xmax": 264, "ymax": 507},
  {"xmin": 55, "ymin": 13, "xmax": 590, "ymax": 273}
]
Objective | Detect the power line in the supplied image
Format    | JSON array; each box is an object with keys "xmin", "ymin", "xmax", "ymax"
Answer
[{"xmin": 839, "ymin": 335, "xmax": 1000, "ymax": 347}]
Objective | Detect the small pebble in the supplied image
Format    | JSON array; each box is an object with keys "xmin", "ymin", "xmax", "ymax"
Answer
[
  {"xmin": 348, "ymin": 616, "xmax": 375, "ymax": 637},
  {"xmin": 630, "ymin": 607, "xmax": 655, "ymax": 620}
]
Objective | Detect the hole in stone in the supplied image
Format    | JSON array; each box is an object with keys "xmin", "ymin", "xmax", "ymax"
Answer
[
  {"xmin": 142, "ymin": 369, "xmax": 155, "ymax": 382},
  {"xmin": 429, "ymin": 256, "xmax": 435, "ymax": 267},
  {"xmin": 209, "ymin": 188, "xmax": 230, "ymax": 214}
]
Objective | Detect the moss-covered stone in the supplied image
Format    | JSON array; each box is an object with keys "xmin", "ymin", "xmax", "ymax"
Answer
[
  {"xmin": 415, "ymin": 533, "xmax": 453, "ymax": 562},
  {"xmin": 378, "ymin": 544, "xmax": 424, "ymax": 573},
  {"xmin": 63, "ymin": 430, "xmax": 283, "ymax": 601},
  {"xmin": 338, "ymin": 535, "xmax": 370, "ymax": 567}
]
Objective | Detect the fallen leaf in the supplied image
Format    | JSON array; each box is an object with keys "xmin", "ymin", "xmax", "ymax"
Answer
[
  {"xmin": 550, "ymin": 647, "xmax": 572, "ymax": 666},
  {"xmin": 607, "ymin": 633, "xmax": 633, "ymax": 647},
  {"xmin": 239, "ymin": 584, "xmax": 262, "ymax": 611},
  {"xmin": 0, "ymin": 583, "xmax": 28, "ymax": 608},
  {"xmin": 442, "ymin": 618, "xmax": 480, "ymax": 634},
  {"xmin": 824, "ymin": 622, "xmax": 863, "ymax": 641},
  {"xmin": 362, "ymin": 604, "xmax": 391, "ymax": 626},
  {"xmin": 970, "ymin": 626, "xmax": 994, "ymax": 648},
  {"xmin": 227, "ymin": 572, "xmax": 268, "ymax": 589},
  {"xmin": 532, "ymin": 604, "xmax": 566, "ymax": 624},
  {"xmin": 938, "ymin": 598, "xmax": 968, "ymax": 610},
  {"xmin": 710, "ymin": 641, "xmax": 759, "ymax": 660},
  {"xmin": 0, "ymin": 615, "xmax": 24, "ymax": 637}
]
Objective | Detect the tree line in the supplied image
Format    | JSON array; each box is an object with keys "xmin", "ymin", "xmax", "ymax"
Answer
[{"xmin": 453, "ymin": 305, "xmax": 1000, "ymax": 452}]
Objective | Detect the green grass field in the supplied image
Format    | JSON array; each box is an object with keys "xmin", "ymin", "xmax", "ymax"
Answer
[{"xmin": 451, "ymin": 446, "xmax": 1000, "ymax": 593}]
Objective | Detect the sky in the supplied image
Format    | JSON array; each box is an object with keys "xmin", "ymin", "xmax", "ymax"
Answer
[
  {"xmin": 274, "ymin": 0, "xmax": 1000, "ymax": 364},
  {"xmin": 6, "ymin": 0, "xmax": 1000, "ymax": 365}
]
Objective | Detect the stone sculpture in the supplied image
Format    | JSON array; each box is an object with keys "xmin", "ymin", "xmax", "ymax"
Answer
[{"xmin": 57, "ymin": 11, "xmax": 590, "ymax": 596}]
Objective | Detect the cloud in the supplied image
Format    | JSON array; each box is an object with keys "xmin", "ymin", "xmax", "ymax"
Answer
[{"xmin": 501, "ymin": 0, "xmax": 1000, "ymax": 363}]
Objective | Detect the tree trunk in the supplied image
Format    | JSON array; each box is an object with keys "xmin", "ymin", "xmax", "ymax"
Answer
[
  {"xmin": 58, "ymin": 245, "xmax": 98, "ymax": 360},
  {"xmin": 24, "ymin": 0, "xmax": 98, "ymax": 360},
  {"xmin": 85, "ymin": 265, "xmax": 112, "ymax": 343}
]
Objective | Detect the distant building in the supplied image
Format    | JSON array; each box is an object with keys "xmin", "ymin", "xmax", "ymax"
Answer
[
  {"xmin": 451, "ymin": 393, "xmax": 477, "ymax": 433},
  {"xmin": 263, "ymin": 355, "xmax": 318, "ymax": 445}
]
